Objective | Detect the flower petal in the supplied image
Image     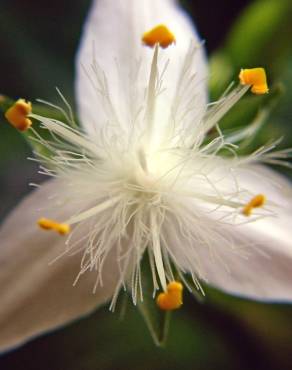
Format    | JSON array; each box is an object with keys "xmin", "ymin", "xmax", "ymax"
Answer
[
  {"xmin": 76, "ymin": 0, "xmax": 207, "ymax": 135},
  {"xmin": 0, "ymin": 180, "xmax": 119, "ymax": 352},
  {"xmin": 167, "ymin": 165, "xmax": 292, "ymax": 302}
]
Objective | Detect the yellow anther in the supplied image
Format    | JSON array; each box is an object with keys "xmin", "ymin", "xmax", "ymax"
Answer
[
  {"xmin": 142, "ymin": 24, "xmax": 175, "ymax": 49},
  {"xmin": 156, "ymin": 281, "xmax": 183, "ymax": 311},
  {"xmin": 242, "ymin": 194, "xmax": 266, "ymax": 216},
  {"xmin": 37, "ymin": 218, "xmax": 71, "ymax": 235},
  {"xmin": 239, "ymin": 68, "xmax": 269, "ymax": 95},
  {"xmin": 5, "ymin": 99, "xmax": 32, "ymax": 131}
]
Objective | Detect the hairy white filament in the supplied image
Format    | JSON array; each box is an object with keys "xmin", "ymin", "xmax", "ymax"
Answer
[{"xmin": 29, "ymin": 44, "xmax": 290, "ymax": 307}]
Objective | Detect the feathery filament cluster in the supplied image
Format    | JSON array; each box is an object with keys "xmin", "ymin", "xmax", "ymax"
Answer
[{"xmin": 23, "ymin": 35, "xmax": 291, "ymax": 310}]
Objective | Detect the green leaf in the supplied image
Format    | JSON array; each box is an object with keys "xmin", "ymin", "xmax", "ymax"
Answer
[
  {"xmin": 225, "ymin": 0, "xmax": 292, "ymax": 69},
  {"xmin": 208, "ymin": 52, "xmax": 234, "ymax": 100}
]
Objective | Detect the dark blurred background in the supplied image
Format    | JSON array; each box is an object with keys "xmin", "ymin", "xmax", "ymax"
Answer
[
  {"xmin": 0, "ymin": 0, "xmax": 251, "ymax": 98},
  {"xmin": 1, "ymin": 1, "xmax": 292, "ymax": 370}
]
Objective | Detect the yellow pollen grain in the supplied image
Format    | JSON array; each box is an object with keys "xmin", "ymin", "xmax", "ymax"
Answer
[
  {"xmin": 156, "ymin": 281, "xmax": 183, "ymax": 310},
  {"xmin": 242, "ymin": 194, "xmax": 266, "ymax": 217},
  {"xmin": 38, "ymin": 218, "xmax": 71, "ymax": 235},
  {"xmin": 142, "ymin": 24, "xmax": 175, "ymax": 49},
  {"xmin": 239, "ymin": 68, "xmax": 269, "ymax": 95},
  {"xmin": 5, "ymin": 99, "xmax": 32, "ymax": 131}
]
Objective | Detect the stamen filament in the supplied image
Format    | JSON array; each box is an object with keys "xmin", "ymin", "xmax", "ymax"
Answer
[
  {"xmin": 150, "ymin": 211, "xmax": 167, "ymax": 291},
  {"xmin": 203, "ymin": 85, "xmax": 250, "ymax": 134},
  {"xmin": 183, "ymin": 191, "xmax": 244, "ymax": 209},
  {"xmin": 31, "ymin": 114, "xmax": 102, "ymax": 157},
  {"xmin": 66, "ymin": 196, "xmax": 121, "ymax": 225},
  {"xmin": 145, "ymin": 44, "xmax": 159, "ymax": 149}
]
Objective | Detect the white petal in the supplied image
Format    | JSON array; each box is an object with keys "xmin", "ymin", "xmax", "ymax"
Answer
[
  {"xmin": 0, "ymin": 180, "xmax": 119, "ymax": 352},
  {"xmin": 168, "ymin": 165, "xmax": 292, "ymax": 301},
  {"xmin": 76, "ymin": 0, "xmax": 207, "ymax": 135},
  {"xmin": 201, "ymin": 215, "xmax": 292, "ymax": 302}
]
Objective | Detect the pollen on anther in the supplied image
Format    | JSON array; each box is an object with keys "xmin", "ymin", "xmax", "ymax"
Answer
[
  {"xmin": 142, "ymin": 24, "xmax": 176, "ymax": 49},
  {"xmin": 242, "ymin": 194, "xmax": 266, "ymax": 216},
  {"xmin": 239, "ymin": 68, "xmax": 269, "ymax": 95},
  {"xmin": 5, "ymin": 99, "xmax": 32, "ymax": 131},
  {"xmin": 38, "ymin": 218, "xmax": 71, "ymax": 235},
  {"xmin": 156, "ymin": 281, "xmax": 183, "ymax": 310}
]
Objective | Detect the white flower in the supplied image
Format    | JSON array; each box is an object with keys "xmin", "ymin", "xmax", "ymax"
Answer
[{"xmin": 1, "ymin": 0, "xmax": 292, "ymax": 353}]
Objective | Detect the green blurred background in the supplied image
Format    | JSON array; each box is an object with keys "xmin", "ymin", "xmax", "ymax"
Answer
[{"xmin": 0, "ymin": 0, "xmax": 292, "ymax": 369}]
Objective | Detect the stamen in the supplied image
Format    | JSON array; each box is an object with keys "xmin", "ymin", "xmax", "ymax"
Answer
[
  {"xmin": 151, "ymin": 212, "xmax": 167, "ymax": 291},
  {"xmin": 5, "ymin": 99, "xmax": 32, "ymax": 131},
  {"xmin": 242, "ymin": 194, "xmax": 266, "ymax": 216},
  {"xmin": 156, "ymin": 281, "xmax": 183, "ymax": 310},
  {"xmin": 239, "ymin": 68, "xmax": 269, "ymax": 95},
  {"xmin": 142, "ymin": 24, "xmax": 175, "ymax": 49},
  {"xmin": 38, "ymin": 217, "xmax": 71, "ymax": 235}
]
